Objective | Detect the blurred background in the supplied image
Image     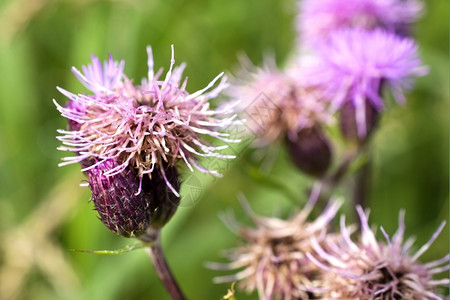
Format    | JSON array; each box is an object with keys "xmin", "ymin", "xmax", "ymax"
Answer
[{"xmin": 0, "ymin": 0, "xmax": 448, "ymax": 299}]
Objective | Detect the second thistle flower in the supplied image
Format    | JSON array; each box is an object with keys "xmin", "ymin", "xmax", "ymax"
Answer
[{"xmin": 228, "ymin": 58, "xmax": 333, "ymax": 177}]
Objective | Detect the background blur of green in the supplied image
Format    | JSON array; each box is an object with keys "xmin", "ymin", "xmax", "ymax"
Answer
[{"xmin": 0, "ymin": 0, "xmax": 448, "ymax": 299}]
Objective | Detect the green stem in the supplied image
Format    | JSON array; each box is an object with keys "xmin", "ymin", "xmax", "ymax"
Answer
[
  {"xmin": 353, "ymin": 159, "xmax": 371, "ymax": 209},
  {"xmin": 142, "ymin": 228, "xmax": 186, "ymax": 300},
  {"xmin": 315, "ymin": 149, "xmax": 361, "ymax": 203}
]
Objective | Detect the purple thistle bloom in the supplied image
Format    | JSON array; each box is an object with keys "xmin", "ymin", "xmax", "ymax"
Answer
[
  {"xmin": 297, "ymin": 0, "xmax": 423, "ymax": 46},
  {"xmin": 307, "ymin": 28, "xmax": 427, "ymax": 137},
  {"xmin": 307, "ymin": 206, "xmax": 449, "ymax": 299},
  {"xmin": 54, "ymin": 46, "xmax": 239, "ymax": 196},
  {"xmin": 208, "ymin": 186, "xmax": 343, "ymax": 300}
]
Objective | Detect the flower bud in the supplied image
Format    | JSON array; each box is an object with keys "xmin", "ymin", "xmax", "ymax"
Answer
[
  {"xmin": 87, "ymin": 160, "xmax": 180, "ymax": 238},
  {"xmin": 286, "ymin": 126, "xmax": 332, "ymax": 177},
  {"xmin": 339, "ymin": 100, "xmax": 379, "ymax": 143}
]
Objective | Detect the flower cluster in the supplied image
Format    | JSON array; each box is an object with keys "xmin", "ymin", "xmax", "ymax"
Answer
[
  {"xmin": 210, "ymin": 2, "xmax": 446, "ymax": 298},
  {"xmin": 55, "ymin": 46, "xmax": 238, "ymax": 237},
  {"xmin": 51, "ymin": 1, "xmax": 444, "ymax": 299},
  {"xmin": 213, "ymin": 198, "xmax": 449, "ymax": 299},
  {"xmin": 228, "ymin": 0, "xmax": 427, "ymax": 180}
]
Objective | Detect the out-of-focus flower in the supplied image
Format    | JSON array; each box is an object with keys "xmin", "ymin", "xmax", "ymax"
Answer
[
  {"xmin": 228, "ymin": 57, "xmax": 333, "ymax": 176},
  {"xmin": 55, "ymin": 46, "xmax": 238, "ymax": 196},
  {"xmin": 208, "ymin": 186, "xmax": 342, "ymax": 300},
  {"xmin": 307, "ymin": 28, "xmax": 427, "ymax": 138},
  {"xmin": 227, "ymin": 57, "xmax": 332, "ymax": 147},
  {"xmin": 307, "ymin": 206, "xmax": 449, "ymax": 299},
  {"xmin": 297, "ymin": 0, "xmax": 423, "ymax": 46}
]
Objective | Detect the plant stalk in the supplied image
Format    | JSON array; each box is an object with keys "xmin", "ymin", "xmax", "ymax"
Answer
[
  {"xmin": 353, "ymin": 159, "xmax": 371, "ymax": 209},
  {"xmin": 143, "ymin": 229, "xmax": 186, "ymax": 300}
]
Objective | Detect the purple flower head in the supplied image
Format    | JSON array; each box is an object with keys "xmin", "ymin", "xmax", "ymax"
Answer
[
  {"xmin": 307, "ymin": 28, "xmax": 427, "ymax": 137},
  {"xmin": 55, "ymin": 46, "xmax": 239, "ymax": 196},
  {"xmin": 307, "ymin": 206, "xmax": 449, "ymax": 299},
  {"xmin": 227, "ymin": 57, "xmax": 332, "ymax": 146},
  {"xmin": 208, "ymin": 186, "xmax": 343, "ymax": 299},
  {"xmin": 297, "ymin": 0, "xmax": 423, "ymax": 46}
]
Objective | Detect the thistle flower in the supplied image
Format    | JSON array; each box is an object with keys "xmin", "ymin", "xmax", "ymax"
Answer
[
  {"xmin": 307, "ymin": 206, "xmax": 449, "ymax": 299},
  {"xmin": 297, "ymin": 0, "xmax": 423, "ymax": 46},
  {"xmin": 208, "ymin": 186, "xmax": 342, "ymax": 300},
  {"xmin": 227, "ymin": 57, "xmax": 332, "ymax": 147},
  {"xmin": 54, "ymin": 46, "xmax": 238, "ymax": 237},
  {"xmin": 54, "ymin": 46, "xmax": 238, "ymax": 196},
  {"xmin": 228, "ymin": 57, "xmax": 333, "ymax": 176},
  {"xmin": 307, "ymin": 28, "xmax": 427, "ymax": 138}
]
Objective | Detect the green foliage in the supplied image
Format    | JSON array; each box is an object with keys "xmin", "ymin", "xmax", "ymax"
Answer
[{"xmin": 0, "ymin": 0, "xmax": 447, "ymax": 299}]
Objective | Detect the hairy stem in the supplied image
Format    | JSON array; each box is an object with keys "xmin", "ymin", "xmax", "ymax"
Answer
[{"xmin": 143, "ymin": 228, "xmax": 186, "ymax": 300}]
